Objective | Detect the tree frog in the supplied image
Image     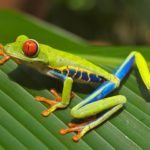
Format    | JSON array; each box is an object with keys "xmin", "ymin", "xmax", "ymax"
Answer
[{"xmin": 0, "ymin": 35, "xmax": 149, "ymax": 142}]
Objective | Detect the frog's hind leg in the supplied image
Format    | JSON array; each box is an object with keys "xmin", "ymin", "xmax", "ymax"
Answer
[
  {"xmin": 60, "ymin": 95, "xmax": 126, "ymax": 142},
  {"xmin": 114, "ymin": 51, "xmax": 150, "ymax": 90},
  {"xmin": 60, "ymin": 51, "xmax": 147, "ymax": 142},
  {"xmin": 134, "ymin": 52, "xmax": 150, "ymax": 90}
]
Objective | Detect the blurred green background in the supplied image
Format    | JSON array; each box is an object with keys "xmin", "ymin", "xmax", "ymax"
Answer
[{"xmin": 1, "ymin": 0, "xmax": 150, "ymax": 45}]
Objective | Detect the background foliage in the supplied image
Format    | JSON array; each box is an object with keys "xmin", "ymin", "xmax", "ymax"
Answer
[
  {"xmin": 0, "ymin": 10, "xmax": 150, "ymax": 150},
  {"xmin": 49, "ymin": 0, "xmax": 150, "ymax": 44},
  {"xmin": 1, "ymin": 0, "xmax": 150, "ymax": 44}
]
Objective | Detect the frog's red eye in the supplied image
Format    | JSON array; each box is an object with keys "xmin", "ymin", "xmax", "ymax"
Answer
[{"xmin": 22, "ymin": 39, "xmax": 39, "ymax": 57}]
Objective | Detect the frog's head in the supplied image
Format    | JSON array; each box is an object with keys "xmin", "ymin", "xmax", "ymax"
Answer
[{"xmin": 3, "ymin": 35, "xmax": 48, "ymax": 64}]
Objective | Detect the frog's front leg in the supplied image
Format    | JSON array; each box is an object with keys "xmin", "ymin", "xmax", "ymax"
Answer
[
  {"xmin": 35, "ymin": 70, "xmax": 73, "ymax": 116},
  {"xmin": 0, "ymin": 44, "xmax": 10, "ymax": 64}
]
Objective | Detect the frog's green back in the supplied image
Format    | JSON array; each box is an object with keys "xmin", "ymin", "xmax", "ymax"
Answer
[
  {"xmin": 43, "ymin": 44, "xmax": 112, "ymax": 80},
  {"xmin": 4, "ymin": 35, "xmax": 113, "ymax": 81}
]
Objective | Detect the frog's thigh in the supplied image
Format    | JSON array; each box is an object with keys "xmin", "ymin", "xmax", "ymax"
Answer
[{"xmin": 71, "ymin": 95, "xmax": 126, "ymax": 119}]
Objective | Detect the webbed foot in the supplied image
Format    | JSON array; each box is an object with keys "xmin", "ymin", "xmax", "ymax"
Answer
[
  {"xmin": 60, "ymin": 117, "xmax": 96, "ymax": 142},
  {"xmin": 35, "ymin": 89, "xmax": 74, "ymax": 116}
]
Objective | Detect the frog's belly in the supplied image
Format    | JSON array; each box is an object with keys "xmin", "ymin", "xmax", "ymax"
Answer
[
  {"xmin": 26, "ymin": 62, "xmax": 106, "ymax": 84},
  {"xmin": 50, "ymin": 66, "xmax": 106, "ymax": 84}
]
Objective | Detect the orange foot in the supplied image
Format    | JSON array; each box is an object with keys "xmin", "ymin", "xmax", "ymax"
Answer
[
  {"xmin": 0, "ymin": 44, "xmax": 10, "ymax": 65},
  {"xmin": 35, "ymin": 89, "xmax": 74, "ymax": 116},
  {"xmin": 0, "ymin": 44, "xmax": 3, "ymax": 50},
  {"xmin": 35, "ymin": 89, "xmax": 62, "ymax": 116},
  {"xmin": 60, "ymin": 117, "xmax": 96, "ymax": 142}
]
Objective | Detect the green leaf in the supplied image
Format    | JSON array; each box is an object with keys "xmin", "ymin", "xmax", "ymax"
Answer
[{"xmin": 0, "ymin": 10, "xmax": 150, "ymax": 150}]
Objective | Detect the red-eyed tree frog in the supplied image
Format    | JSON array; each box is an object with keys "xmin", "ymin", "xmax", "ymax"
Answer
[{"xmin": 0, "ymin": 35, "xmax": 149, "ymax": 142}]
